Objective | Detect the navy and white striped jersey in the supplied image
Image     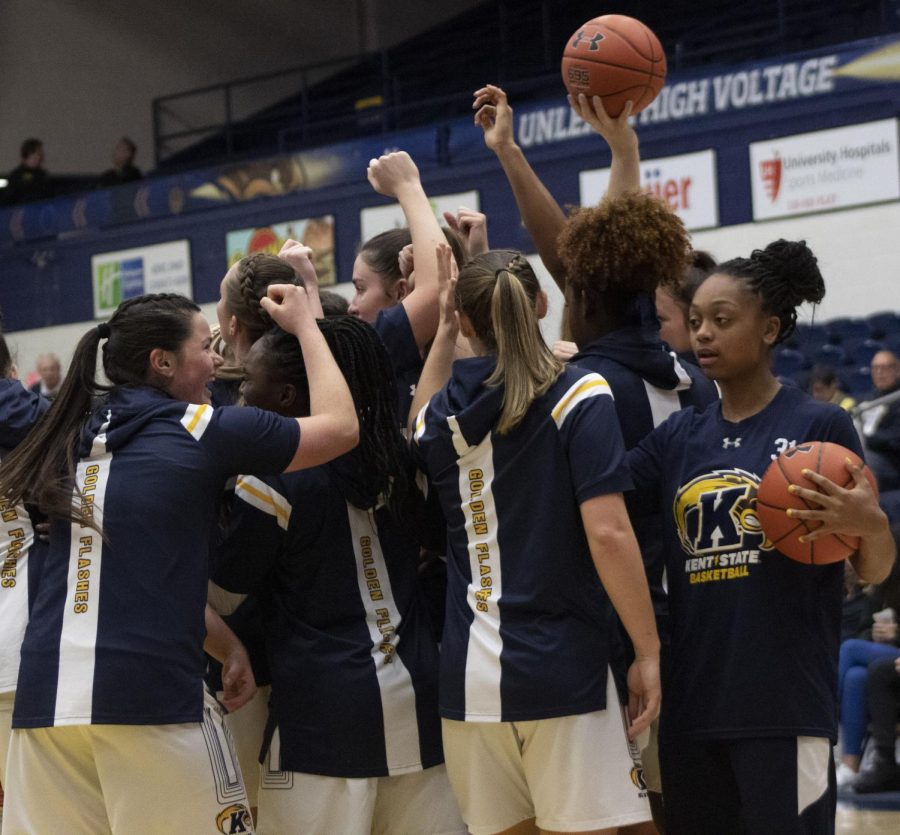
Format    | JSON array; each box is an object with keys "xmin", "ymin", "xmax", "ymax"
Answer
[
  {"xmin": 0, "ymin": 379, "xmax": 50, "ymax": 693},
  {"xmin": 213, "ymin": 457, "xmax": 443, "ymax": 778},
  {"xmin": 13, "ymin": 386, "xmax": 299, "ymax": 728},
  {"xmin": 628, "ymin": 386, "xmax": 861, "ymax": 740},
  {"xmin": 572, "ymin": 328, "xmax": 719, "ymax": 639},
  {"xmin": 412, "ymin": 357, "xmax": 632, "ymax": 722},
  {"xmin": 374, "ymin": 304, "xmax": 421, "ymax": 423}
]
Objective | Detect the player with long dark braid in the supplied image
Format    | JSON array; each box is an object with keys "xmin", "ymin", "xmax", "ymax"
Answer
[{"xmin": 214, "ymin": 315, "xmax": 464, "ymax": 835}]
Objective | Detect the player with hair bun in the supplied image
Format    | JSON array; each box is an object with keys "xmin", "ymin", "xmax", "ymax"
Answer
[
  {"xmin": 409, "ymin": 243, "xmax": 660, "ymax": 834},
  {"xmin": 0, "ymin": 288, "xmax": 358, "ymax": 834},
  {"xmin": 627, "ymin": 240, "xmax": 895, "ymax": 834}
]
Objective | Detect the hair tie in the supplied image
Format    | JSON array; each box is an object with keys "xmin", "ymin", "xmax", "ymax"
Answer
[
  {"xmin": 494, "ymin": 268, "xmax": 509, "ymax": 281},
  {"xmin": 96, "ymin": 322, "xmax": 111, "ymax": 339}
]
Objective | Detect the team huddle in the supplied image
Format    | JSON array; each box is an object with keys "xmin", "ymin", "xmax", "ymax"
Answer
[{"xmin": 0, "ymin": 86, "xmax": 894, "ymax": 835}]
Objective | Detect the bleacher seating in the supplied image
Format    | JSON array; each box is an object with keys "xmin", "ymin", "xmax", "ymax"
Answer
[
  {"xmin": 774, "ymin": 310, "xmax": 900, "ymax": 393},
  {"xmin": 155, "ymin": 0, "xmax": 898, "ymax": 170}
]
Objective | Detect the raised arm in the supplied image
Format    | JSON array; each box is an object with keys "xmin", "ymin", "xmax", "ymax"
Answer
[
  {"xmin": 474, "ymin": 85, "xmax": 568, "ymax": 289},
  {"xmin": 277, "ymin": 240, "xmax": 325, "ymax": 319},
  {"xmin": 367, "ymin": 151, "xmax": 444, "ymax": 349},
  {"xmin": 408, "ymin": 244, "xmax": 458, "ymax": 435},
  {"xmin": 474, "ymin": 85, "xmax": 641, "ymax": 292},
  {"xmin": 580, "ymin": 492, "xmax": 661, "ymax": 739},
  {"xmin": 261, "ymin": 284, "xmax": 359, "ymax": 470}
]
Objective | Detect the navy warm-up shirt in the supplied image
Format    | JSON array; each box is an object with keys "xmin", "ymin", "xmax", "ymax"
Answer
[
  {"xmin": 214, "ymin": 458, "xmax": 443, "ymax": 778},
  {"xmin": 0, "ymin": 380, "xmax": 49, "ymax": 693},
  {"xmin": 628, "ymin": 385, "xmax": 862, "ymax": 741},
  {"xmin": 572, "ymin": 327, "xmax": 719, "ymax": 639},
  {"xmin": 14, "ymin": 386, "xmax": 299, "ymax": 728},
  {"xmin": 413, "ymin": 357, "xmax": 632, "ymax": 722},
  {"xmin": 374, "ymin": 304, "xmax": 422, "ymax": 424}
]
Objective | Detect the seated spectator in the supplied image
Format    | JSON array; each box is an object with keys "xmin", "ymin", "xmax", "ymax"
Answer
[
  {"xmin": 854, "ymin": 654, "xmax": 900, "ymax": 793},
  {"xmin": 810, "ymin": 365, "xmax": 856, "ymax": 411},
  {"xmin": 28, "ymin": 353, "xmax": 63, "ymax": 400},
  {"xmin": 97, "ymin": 137, "xmax": 142, "ymax": 188},
  {"xmin": 860, "ymin": 350, "xmax": 900, "ymax": 490},
  {"xmin": 1, "ymin": 138, "xmax": 50, "ymax": 205},
  {"xmin": 837, "ymin": 547, "xmax": 900, "ymax": 787}
]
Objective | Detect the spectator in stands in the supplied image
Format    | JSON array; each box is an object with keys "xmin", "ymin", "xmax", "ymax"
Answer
[
  {"xmin": 29, "ymin": 353, "xmax": 63, "ymax": 400},
  {"xmin": 2, "ymin": 139, "xmax": 50, "ymax": 205},
  {"xmin": 836, "ymin": 547, "xmax": 900, "ymax": 788},
  {"xmin": 860, "ymin": 350, "xmax": 900, "ymax": 490},
  {"xmin": 810, "ymin": 365, "xmax": 856, "ymax": 411},
  {"xmin": 853, "ymin": 654, "xmax": 900, "ymax": 793},
  {"xmin": 97, "ymin": 137, "xmax": 142, "ymax": 187}
]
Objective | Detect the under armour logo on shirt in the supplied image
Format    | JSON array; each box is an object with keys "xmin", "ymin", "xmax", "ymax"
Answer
[{"xmin": 722, "ymin": 437, "xmax": 742, "ymax": 448}]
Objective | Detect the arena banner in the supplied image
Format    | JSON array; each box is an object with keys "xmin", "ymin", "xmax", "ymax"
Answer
[
  {"xmin": 749, "ymin": 118, "xmax": 900, "ymax": 220},
  {"xmin": 91, "ymin": 240, "xmax": 191, "ymax": 320},
  {"xmin": 359, "ymin": 191, "xmax": 480, "ymax": 243},
  {"xmin": 225, "ymin": 215, "xmax": 336, "ymax": 285},
  {"xmin": 1, "ymin": 34, "xmax": 899, "ymax": 249},
  {"xmin": 578, "ymin": 150, "xmax": 719, "ymax": 230},
  {"xmin": 515, "ymin": 35, "xmax": 900, "ymax": 148}
]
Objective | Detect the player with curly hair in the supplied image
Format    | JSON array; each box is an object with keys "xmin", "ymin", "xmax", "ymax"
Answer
[{"xmin": 475, "ymin": 85, "xmax": 718, "ymax": 828}]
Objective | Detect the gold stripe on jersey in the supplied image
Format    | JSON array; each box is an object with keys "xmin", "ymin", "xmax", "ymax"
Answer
[
  {"xmin": 235, "ymin": 477, "xmax": 291, "ymax": 530},
  {"xmin": 413, "ymin": 404, "xmax": 429, "ymax": 444},
  {"xmin": 180, "ymin": 404, "xmax": 212, "ymax": 440},
  {"xmin": 551, "ymin": 375, "xmax": 612, "ymax": 429}
]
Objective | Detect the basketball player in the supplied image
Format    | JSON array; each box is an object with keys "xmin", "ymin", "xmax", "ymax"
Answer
[
  {"xmin": 627, "ymin": 240, "xmax": 895, "ymax": 834},
  {"xmin": 0, "ymin": 333, "xmax": 49, "ymax": 780},
  {"xmin": 213, "ymin": 317, "xmax": 464, "ymax": 835},
  {"xmin": 0, "ymin": 287, "xmax": 358, "ymax": 834},
  {"xmin": 476, "ymin": 83, "xmax": 718, "ymax": 827},
  {"xmin": 410, "ymin": 244, "xmax": 660, "ymax": 834}
]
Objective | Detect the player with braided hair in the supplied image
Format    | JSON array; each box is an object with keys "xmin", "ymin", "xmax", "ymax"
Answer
[
  {"xmin": 213, "ymin": 315, "xmax": 464, "ymax": 835},
  {"xmin": 627, "ymin": 239, "xmax": 893, "ymax": 834},
  {"xmin": 0, "ymin": 288, "xmax": 358, "ymax": 834}
]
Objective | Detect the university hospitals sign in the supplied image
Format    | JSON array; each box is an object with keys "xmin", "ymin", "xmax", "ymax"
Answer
[{"xmin": 749, "ymin": 119, "xmax": 899, "ymax": 220}]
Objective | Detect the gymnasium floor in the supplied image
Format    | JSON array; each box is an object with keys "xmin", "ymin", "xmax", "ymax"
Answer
[{"xmin": 837, "ymin": 805, "xmax": 900, "ymax": 833}]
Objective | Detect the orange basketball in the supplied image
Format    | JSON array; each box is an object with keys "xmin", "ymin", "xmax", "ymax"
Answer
[
  {"xmin": 757, "ymin": 442, "xmax": 878, "ymax": 564},
  {"xmin": 561, "ymin": 15, "xmax": 666, "ymax": 117}
]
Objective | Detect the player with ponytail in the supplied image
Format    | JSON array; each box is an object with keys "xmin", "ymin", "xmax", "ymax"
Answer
[
  {"xmin": 213, "ymin": 315, "xmax": 464, "ymax": 835},
  {"xmin": 628, "ymin": 240, "xmax": 894, "ymax": 834},
  {"xmin": 409, "ymin": 244, "xmax": 660, "ymax": 834},
  {"xmin": 0, "ymin": 287, "xmax": 357, "ymax": 834}
]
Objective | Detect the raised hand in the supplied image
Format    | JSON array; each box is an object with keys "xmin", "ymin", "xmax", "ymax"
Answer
[
  {"xmin": 278, "ymin": 239, "xmax": 319, "ymax": 288},
  {"xmin": 435, "ymin": 243, "xmax": 459, "ymax": 337},
  {"xmin": 443, "ymin": 207, "xmax": 489, "ymax": 258},
  {"xmin": 473, "ymin": 84, "xmax": 516, "ymax": 151},
  {"xmin": 568, "ymin": 93, "xmax": 637, "ymax": 155},
  {"xmin": 367, "ymin": 151, "xmax": 421, "ymax": 198},
  {"xmin": 261, "ymin": 283, "xmax": 313, "ymax": 333}
]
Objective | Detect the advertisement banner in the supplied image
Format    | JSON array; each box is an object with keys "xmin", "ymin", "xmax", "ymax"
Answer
[
  {"xmin": 579, "ymin": 150, "xmax": 719, "ymax": 230},
  {"xmin": 749, "ymin": 118, "xmax": 900, "ymax": 220},
  {"xmin": 360, "ymin": 191, "xmax": 480, "ymax": 243},
  {"xmin": 226, "ymin": 215, "xmax": 336, "ymax": 285},
  {"xmin": 91, "ymin": 240, "xmax": 191, "ymax": 320}
]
